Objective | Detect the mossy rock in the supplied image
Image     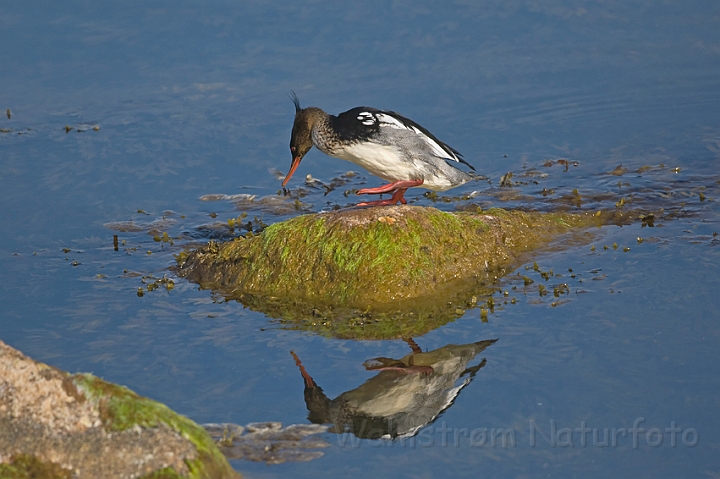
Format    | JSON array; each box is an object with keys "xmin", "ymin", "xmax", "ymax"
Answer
[
  {"xmin": 0, "ymin": 455, "xmax": 72, "ymax": 479},
  {"xmin": 176, "ymin": 206, "xmax": 611, "ymax": 339},
  {"xmin": 0, "ymin": 339, "xmax": 239, "ymax": 479},
  {"xmin": 72, "ymin": 373, "xmax": 239, "ymax": 479}
]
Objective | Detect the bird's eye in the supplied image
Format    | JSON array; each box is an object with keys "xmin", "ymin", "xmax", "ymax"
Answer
[{"xmin": 290, "ymin": 146, "xmax": 296, "ymax": 152}]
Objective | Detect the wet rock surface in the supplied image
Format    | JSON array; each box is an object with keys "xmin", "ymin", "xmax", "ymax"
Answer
[
  {"xmin": 176, "ymin": 205, "xmax": 609, "ymax": 306},
  {"xmin": 175, "ymin": 205, "xmax": 614, "ymax": 339}
]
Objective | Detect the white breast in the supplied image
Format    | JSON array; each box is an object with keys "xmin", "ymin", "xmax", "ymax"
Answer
[{"xmin": 333, "ymin": 142, "xmax": 454, "ymax": 191}]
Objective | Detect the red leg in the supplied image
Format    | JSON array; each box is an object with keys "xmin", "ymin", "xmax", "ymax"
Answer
[
  {"xmin": 356, "ymin": 188, "xmax": 410, "ymax": 207},
  {"xmin": 357, "ymin": 179, "xmax": 424, "ymax": 195},
  {"xmin": 290, "ymin": 351, "xmax": 316, "ymax": 388}
]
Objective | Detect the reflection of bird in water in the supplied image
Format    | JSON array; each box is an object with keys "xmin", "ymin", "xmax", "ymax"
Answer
[
  {"xmin": 283, "ymin": 93, "xmax": 478, "ymax": 206},
  {"xmin": 291, "ymin": 338, "xmax": 497, "ymax": 439}
]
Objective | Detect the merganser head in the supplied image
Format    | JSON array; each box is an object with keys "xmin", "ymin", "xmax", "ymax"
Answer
[{"xmin": 283, "ymin": 92, "xmax": 320, "ymax": 187}]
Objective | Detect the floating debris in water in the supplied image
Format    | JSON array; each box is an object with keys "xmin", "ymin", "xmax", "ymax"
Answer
[
  {"xmin": 499, "ymin": 172, "xmax": 513, "ymax": 187},
  {"xmin": 304, "ymin": 173, "xmax": 326, "ymax": 188},
  {"xmin": 199, "ymin": 193, "xmax": 257, "ymax": 202},
  {"xmin": 152, "ymin": 232, "xmax": 173, "ymax": 245},
  {"xmin": 104, "ymin": 217, "xmax": 176, "ymax": 233},
  {"xmin": 136, "ymin": 274, "xmax": 175, "ymax": 295},
  {"xmin": 268, "ymin": 167, "xmax": 286, "ymax": 181},
  {"xmin": 608, "ymin": 164, "xmax": 629, "ymax": 176},
  {"xmin": 203, "ymin": 422, "xmax": 329, "ymax": 464}
]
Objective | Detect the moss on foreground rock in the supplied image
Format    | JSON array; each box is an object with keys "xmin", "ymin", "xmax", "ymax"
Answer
[
  {"xmin": 0, "ymin": 340, "xmax": 239, "ymax": 479},
  {"xmin": 176, "ymin": 206, "xmax": 614, "ymax": 339}
]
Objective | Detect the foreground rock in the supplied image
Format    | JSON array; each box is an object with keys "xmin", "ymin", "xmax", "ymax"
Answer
[
  {"xmin": 0, "ymin": 340, "xmax": 239, "ymax": 479},
  {"xmin": 176, "ymin": 206, "xmax": 610, "ymax": 339}
]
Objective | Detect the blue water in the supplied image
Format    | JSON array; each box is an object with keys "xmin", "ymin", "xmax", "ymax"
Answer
[{"xmin": 1, "ymin": 1, "xmax": 719, "ymax": 477}]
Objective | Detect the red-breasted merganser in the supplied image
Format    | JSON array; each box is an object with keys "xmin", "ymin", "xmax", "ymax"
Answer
[{"xmin": 282, "ymin": 93, "xmax": 477, "ymax": 206}]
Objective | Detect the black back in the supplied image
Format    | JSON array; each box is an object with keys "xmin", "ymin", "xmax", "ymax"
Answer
[
  {"xmin": 329, "ymin": 107, "xmax": 382, "ymax": 143},
  {"xmin": 330, "ymin": 107, "xmax": 475, "ymax": 171}
]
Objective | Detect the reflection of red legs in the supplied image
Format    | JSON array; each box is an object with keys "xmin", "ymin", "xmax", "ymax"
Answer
[
  {"xmin": 356, "ymin": 179, "xmax": 424, "ymax": 207},
  {"xmin": 364, "ymin": 358, "xmax": 433, "ymax": 375},
  {"xmin": 404, "ymin": 338, "xmax": 422, "ymax": 354},
  {"xmin": 363, "ymin": 338, "xmax": 434, "ymax": 375},
  {"xmin": 290, "ymin": 351, "xmax": 316, "ymax": 388},
  {"xmin": 404, "ymin": 338, "xmax": 432, "ymax": 374}
]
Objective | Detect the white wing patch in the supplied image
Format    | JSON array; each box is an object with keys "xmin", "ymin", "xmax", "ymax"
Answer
[
  {"xmin": 375, "ymin": 113, "xmax": 458, "ymax": 162},
  {"xmin": 375, "ymin": 113, "xmax": 408, "ymax": 130},
  {"xmin": 356, "ymin": 111, "xmax": 376, "ymax": 126}
]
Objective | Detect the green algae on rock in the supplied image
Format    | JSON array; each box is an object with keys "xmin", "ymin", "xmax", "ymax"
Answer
[
  {"xmin": 0, "ymin": 455, "xmax": 72, "ymax": 479},
  {"xmin": 72, "ymin": 374, "xmax": 239, "ymax": 479},
  {"xmin": 176, "ymin": 206, "xmax": 608, "ymax": 338}
]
